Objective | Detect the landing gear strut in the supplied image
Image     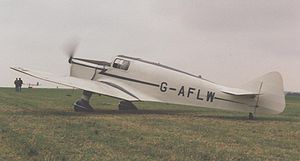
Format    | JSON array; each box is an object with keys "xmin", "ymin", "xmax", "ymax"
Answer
[
  {"xmin": 118, "ymin": 100, "xmax": 138, "ymax": 111},
  {"xmin": 74, "ymin": 90, "xmax": 94, "ymax": 112}
]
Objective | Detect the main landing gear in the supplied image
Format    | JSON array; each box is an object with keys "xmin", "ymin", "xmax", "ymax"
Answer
[
  {"xmin": 74, "ymin": 90, "xmax": 94, "ymax": 112},
  {"xmin": 118, "ymin": 100, "xmax": 138, "ymax": 111},
  {"xmin": 73, "ymin": 91, "xmax": 138, "ymax": 112}
]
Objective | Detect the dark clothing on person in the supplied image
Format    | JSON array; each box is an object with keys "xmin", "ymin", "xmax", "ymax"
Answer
[
  {"xmin": 18, "ymin": 78, "xmax": 23, "ymax": 92},
  {"xmin": 14, "ymin": 78, "xmax": 19, "ymax": 92},
  {"xmin": 14, "ymin": 78, "xmax": 23, "ymax": 92}
]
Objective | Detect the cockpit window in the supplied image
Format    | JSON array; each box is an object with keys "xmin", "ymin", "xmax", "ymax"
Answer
[{"xmin": 113, "ymin": 58, "xmax": 130, "ymax": 70}]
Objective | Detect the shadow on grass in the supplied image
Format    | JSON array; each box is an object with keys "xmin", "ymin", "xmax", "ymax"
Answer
[
  {"xmin": 11, "ymin": 108, "xmax": 186, "ymax": 117},
  {"xmin": 8, "ymin": 108, "xmax": 298, "ymax": 122}
]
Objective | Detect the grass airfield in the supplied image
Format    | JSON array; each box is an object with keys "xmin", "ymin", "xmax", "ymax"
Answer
[{"xmin": 0, "ymin": 88, "xmax": 299, "ymax": 161}]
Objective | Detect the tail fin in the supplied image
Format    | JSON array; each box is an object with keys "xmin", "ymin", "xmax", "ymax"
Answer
[{"xmin": 240, "ymin": 72, "xmax": 286, "ymax": 114}]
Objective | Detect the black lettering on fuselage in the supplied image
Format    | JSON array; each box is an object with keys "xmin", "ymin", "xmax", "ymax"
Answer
[
  {"xmin": 160, "ymin": 82, "xmax": 215, "ymax": 103},
  {"xmin": 196, "ymin": 89, "xmax": 203, "ymax": 100},
  {"xmin": 160, "ymin": 82, "xmax": 168, "ymax": 92},
  {"xmin": 178, "ymin": 86, "xmax": 185, "ymax": 96},
  {"xmin": 206, "ymin": 91, "xmax": 215, "ymax": 102},
  {"xmin": 187, "ymin": 88, "xmax": 195, "ymax": 98}
]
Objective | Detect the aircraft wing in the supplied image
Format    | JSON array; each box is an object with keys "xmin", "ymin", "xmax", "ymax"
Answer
[{"xmin": 10, "ymin": 67, "xmax": 139, "ymax": 101}]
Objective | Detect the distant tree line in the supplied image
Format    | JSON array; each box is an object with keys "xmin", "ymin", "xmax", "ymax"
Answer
[{"xmin": 285, "ymin": 92, "xmax": 300, "ymax": 96}]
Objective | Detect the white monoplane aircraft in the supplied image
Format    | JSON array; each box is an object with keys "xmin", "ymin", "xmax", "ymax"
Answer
[{"xmin": 11, "ymin": 53, "xmax": 285, "ymax": 119}]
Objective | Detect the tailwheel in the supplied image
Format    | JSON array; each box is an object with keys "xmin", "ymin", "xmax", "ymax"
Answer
[
  {"xmin": 74, "ymin": 90, "xmax": 94, "ymax": 112},
  {"xmin": 118, "ymin": 101, "xmax": 138, "ymax": 111},
  {"xmin": 248, "ymin": 112, "xmax": 255, "ymax": 120}
]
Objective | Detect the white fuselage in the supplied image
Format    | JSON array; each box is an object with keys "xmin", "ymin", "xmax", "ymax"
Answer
[{"xmin": 71, "ymin": 55, "xmax": 257, "ymax": 113}]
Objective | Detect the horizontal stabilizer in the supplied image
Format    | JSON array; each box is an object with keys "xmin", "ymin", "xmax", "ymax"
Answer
[{"xmin": 221, "ymin": 87, "xmax": 259, "ymax": 96}]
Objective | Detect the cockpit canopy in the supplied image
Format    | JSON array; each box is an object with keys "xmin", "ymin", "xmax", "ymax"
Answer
[{"xmin": 112, "ymin": 58, "xmax": 130, "ymax": 70}]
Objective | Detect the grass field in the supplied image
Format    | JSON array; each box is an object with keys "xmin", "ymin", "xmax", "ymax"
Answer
[{"xmin": 0, "ymin": 88, "xmax": 299, "ymax": 161}]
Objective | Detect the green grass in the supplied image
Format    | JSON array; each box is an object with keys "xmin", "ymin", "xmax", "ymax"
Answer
[{"xmin": 0, "ymin": 88, "xmax": 299, "ymax": 161}]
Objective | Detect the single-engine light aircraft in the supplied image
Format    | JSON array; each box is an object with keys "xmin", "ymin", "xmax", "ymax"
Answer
[{"xmin": 11, "ymin": 52, "xmax": 285, "ymax": 119}]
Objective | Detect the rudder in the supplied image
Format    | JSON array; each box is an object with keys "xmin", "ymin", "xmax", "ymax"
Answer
[{"xmin": 240, "ymin": 72, "xmax": 286, "ymax": 114}]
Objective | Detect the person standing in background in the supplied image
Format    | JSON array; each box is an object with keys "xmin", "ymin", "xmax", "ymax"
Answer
[
  {"xmin": 18, "ymin": 78, "xmax": 23, "ymax": 92},
  {"xmin": 14, "ymin": 78, "xmax": 19, "ymax": 92}
]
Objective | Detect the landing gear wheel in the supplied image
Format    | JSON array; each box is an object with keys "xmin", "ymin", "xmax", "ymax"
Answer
[
  {"xmin": 73, "ymin": 90, "xmax": 94, "ymax": 112},
  {"xmin": 74, "ymin": 99, "xmax": 94, "ymax": 112},
  {"xmin": 248, "ymin": 112, "xmax": 254, "ymax": 120},
  {"xmin": 118, "ymin": 101, "xmax": 138, "ymax": 111}
]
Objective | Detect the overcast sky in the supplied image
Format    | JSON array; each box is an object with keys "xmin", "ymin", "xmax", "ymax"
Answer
[{"xmin": 1, "ymin": 0, "xmax": 299, "ymax": 91}]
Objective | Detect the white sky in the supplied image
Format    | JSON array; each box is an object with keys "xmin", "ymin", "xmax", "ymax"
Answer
[{"xmin": 1, "ymin": 0, "xmax": 299, "ymax": 91}]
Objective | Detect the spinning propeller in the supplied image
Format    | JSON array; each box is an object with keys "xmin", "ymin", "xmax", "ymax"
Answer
[
  {"xmin": 63, "ymin": 39, "xmax": 80, "ymax": 63},
  {"xmin": 63, "ymin": 39, "xmax": 111, "ymax": 66}
]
